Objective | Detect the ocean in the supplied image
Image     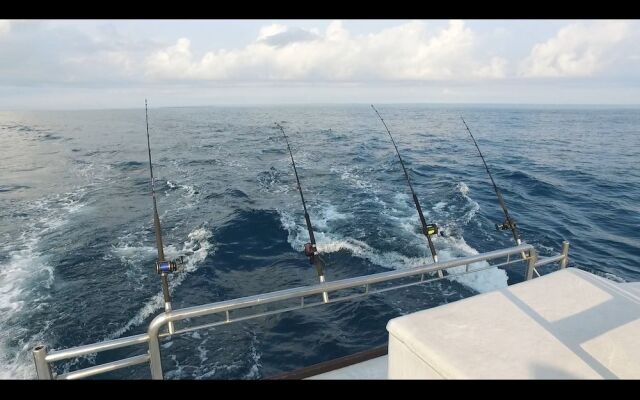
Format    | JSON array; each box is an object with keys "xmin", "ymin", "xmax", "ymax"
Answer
[{"xmin": 1, "ymin": 104, "xmax": 638, "ymax": 379}]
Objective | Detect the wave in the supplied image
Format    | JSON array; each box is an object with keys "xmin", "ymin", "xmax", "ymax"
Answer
[
  {"xmin": 206, "ymin": 189, "xmax": 249, "ymax": 200},
  {"xmin": 0, "ymin": 185, "xmax": 31, "ymax": 193},
  {"xmin": 257, "ymin": 167, "xmax": 289, "ymax": 194},
  {"xmin": 112, "ymin": 161, "xmax": 146, "ymax": 172},
  {"xmin": 166, "ymin": 180, "xmax": 198, "ymax": 198},
  {"xmin": 330, "ymin": 165, "xmax": 378, "ymax": 193},
  {"xmin": 456, "ymin": 182, "xmax": 480, "ymax": 224},
  {"xmin": 277, "ymin": 193, "xmax": 507, "ymax": 296},
  {"xmin": 243, "ymin": 331, "xmax": 262, "ymax": 379},
  {"xmin": 0, "ymin": 189, "xmax": 87, "ymax": 379}
]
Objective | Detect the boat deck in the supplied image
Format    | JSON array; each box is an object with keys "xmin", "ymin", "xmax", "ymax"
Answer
[
  {"xmin": 307, "ymin": 356, "xmax": 388, "ymax": 380},
  {"xmin": 307, "ymin": 268, "xmax": 640, "ymax": 379}
]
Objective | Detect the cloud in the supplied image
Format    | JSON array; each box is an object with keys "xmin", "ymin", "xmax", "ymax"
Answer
[
  {"xmin": 520, "ymin": 21, "xmax": 632, "ymax": 78},
  {"xmin": 0, "ymin": 20, "xmax": 11, "ymax": 37},
  {"xmin": 2, "ymin": 19, "xmax": 640, "ymax": 109},
  {"xmin": 145, "ymin": 20, "xmax": 505, "ymax": 82},
  {"xmin": 0, "ymin": 21, "xmax": 159, "ymax": 86},
  {"xmin": 257, "ymin": 24, "xmax": 288, "ymax": 41},
  {"xmin": 258, "ymin": 26, "xmax": 320, "ymax": 47},
  {"xmin": 473, "ymin": 56, "xmax": 507, "ymax": 79}
]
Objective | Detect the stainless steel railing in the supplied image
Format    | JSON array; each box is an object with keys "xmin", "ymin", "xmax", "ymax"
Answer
[{"xmin": 33, "ymin": 241, "xmax": 570, "ymax": 380}]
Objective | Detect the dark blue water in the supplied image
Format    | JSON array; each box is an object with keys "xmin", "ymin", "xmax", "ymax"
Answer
[{"xmin": 1, "ymin": 104, "xmax": 638, "ymax": 379}]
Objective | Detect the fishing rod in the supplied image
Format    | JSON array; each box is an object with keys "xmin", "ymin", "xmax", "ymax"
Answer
[
  {"xmin": 275, "ymin": 122, "xmax": 329, "ymax": 303},
  {"xmin": 460, "ymin": 117, "xmax": 523, "ymax": 248},
  {"xmin": 145, "ymin": 99, "xmax": 182, "ymax": 333},
  {"xmin": 371, "ymin": 105, "xmax": 441, "ymax": 267}
]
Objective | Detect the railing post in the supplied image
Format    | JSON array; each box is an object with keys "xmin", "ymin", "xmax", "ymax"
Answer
[
  {"xmin": 148, "ymin": 314, "xmax": 168, "ymax": 380},
  {"xmin": 525, "ymin": 248, "xmax": 538, "ymax": 281},
  {"xmin": 33, "ymin": 345, "xmax": 53, "ymax": 380},
  {"xmin": 559, "ymin": 241, "xmax": 570, "ymax": 269}
]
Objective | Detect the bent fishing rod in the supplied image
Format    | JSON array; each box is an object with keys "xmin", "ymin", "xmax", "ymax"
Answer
[
  {"xmin": 275, "ymin": 122, "xmax": 329, "ymax": 302},
  {"xmin": 460, "ymin": 117, "xmax": 523, "ymax": 248},
  {"xmin": 371, "ymin": 105, "xmax": 440, "ymax": 266},
  {"xmin": 145, "ymin": 99, "xmax": 182, "ymax": 333}
]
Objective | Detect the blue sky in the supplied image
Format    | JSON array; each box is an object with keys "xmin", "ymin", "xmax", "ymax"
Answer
[{"xmin": 1, "ymin": 20, "xmax": 639, "ymax": 109}]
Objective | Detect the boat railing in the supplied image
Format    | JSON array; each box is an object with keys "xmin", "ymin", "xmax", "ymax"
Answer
[{"xmin": 32, "ymin": 240, "xmax": 570, "ymax": 380}]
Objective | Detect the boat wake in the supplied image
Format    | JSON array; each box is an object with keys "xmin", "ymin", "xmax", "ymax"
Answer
[
  {"xmin": 277, "ymin": 180, "xmax": 508, "ymax": 295},
  {"xmin": 0, "ymin": 189, "xmax": 87, "ymax": 379}
]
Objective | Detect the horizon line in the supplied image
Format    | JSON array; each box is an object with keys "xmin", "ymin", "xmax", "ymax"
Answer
[{"xmin": 2, "ymin": 101, "xmax": 640, "ymax": 112}]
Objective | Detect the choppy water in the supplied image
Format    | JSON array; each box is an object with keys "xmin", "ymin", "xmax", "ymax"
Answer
[{"xmin": 0, "ymin": 104, "xmax": 638, "ymax": 379}]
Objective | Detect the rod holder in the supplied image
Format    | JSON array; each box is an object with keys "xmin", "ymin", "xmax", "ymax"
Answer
[
  {"xmin": 525, "ymin": 248, "xmax": 538, "ymax": 281},
  {"xmin": 165, "ymin": 302, "xmax": 175, "ymax": 334},
  {"xmin": 559, "ymin": 241, "xmax": 570, "ymax": 269},
  {"xmin": 160, "ymin": 273, "xmax": 175, "ymax": 334},
  {"xmin": 33, "ymin": 345, "xmax": 53, "ymax": 380},
  {"xmin": 319, "ymin": 275, "xmax": 329, "ymax": 303}
]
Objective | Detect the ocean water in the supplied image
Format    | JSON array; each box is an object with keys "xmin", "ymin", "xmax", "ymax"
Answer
[{"xmin": 0, "ymin": 104, "xmax": 638, "ymax": 379}]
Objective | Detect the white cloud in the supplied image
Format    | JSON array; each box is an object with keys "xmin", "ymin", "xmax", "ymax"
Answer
[
  {"xmin": 2, "ymin": 20, "xmax": 640, "ymax": 108},
  {"xmin": 62, "ymin": 50, "xmax": 136, "ymax": 80},
  {"xmin": 0, "ymin": 21, "xmax": 160, "ymax": 85},
  {"xmin": 520, "ymin": 21, "xmax": 631, "ymax": 78},
  {"xmin": 473, "ymin": 56, "xmax": 507, "ymax": 79},
  {"xmin": 145, "ymin": 20, "xmax": 505, "ymax": 82},
  {"xmin": 257, "ymin": 24, "xmax": 288, "ymax": 41},
  {"xmin": 0, "ymin": 20, "xmax": 11, "ymax": 37}
]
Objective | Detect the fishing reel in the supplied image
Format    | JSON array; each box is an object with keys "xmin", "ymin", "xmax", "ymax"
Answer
[
  {"xmin": 424, "ymin": 223, "xmax": 439, "ymax": 237},
  {"xmin": 496, "ymin": 220, "xmax": 517, "ymax": 231},
  {"xmin": 304, "ymin": 243, "xmax": 326, "ymax": 280},
  {"xmin": 304, "ymin": 242, "xmax": 316, "ymax": 258},
  {"xmin": 156, "ymin": 256, "xmax": 185, "ymax": 275}
]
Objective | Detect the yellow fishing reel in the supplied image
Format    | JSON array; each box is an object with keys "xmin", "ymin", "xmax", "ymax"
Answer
[{"xmin": 425, "ymin": 223, "xmax": 439, "ymax": 237}]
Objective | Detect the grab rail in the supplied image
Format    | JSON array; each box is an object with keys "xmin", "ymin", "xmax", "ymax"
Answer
[{"xmin": 33, "ymin": 241, "xmax": 570, "ymax": 380}]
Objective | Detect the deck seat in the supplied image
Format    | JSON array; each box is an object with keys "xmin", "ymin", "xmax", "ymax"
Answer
[{"xmin": 386, "ymin": 268, "xmax": 640, "ymax": 379}]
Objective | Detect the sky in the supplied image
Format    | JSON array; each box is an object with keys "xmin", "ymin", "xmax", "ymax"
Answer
[{"xmin": 1, "ymin": 19, "xmax": 639, "ymax": 109}]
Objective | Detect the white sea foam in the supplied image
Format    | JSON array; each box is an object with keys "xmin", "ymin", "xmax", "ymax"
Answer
[
  {"xmin": 166, "ymin": 180, "xmax": 197, "ymax": 198},
  {"xmin": 278, "ymin": 195, "xmax": 508, "ymax": 296},
  {"xmin": 458, "ymin": 181, "xmax": 470, "ymax": 195},
  {"xmin": 433, "ymin": 201, "xmax": 447, "ymax": 212},
  {"xmin": 311, "ymin": 204, "xmax": 349, "ymax": 230},
  {"xmin": 0, "ymin": 188, "xmax": 87, "ymax": 379},
  {"xmin": 456, "ymin": 182, "xmax": 480, "ymax": 224},
  {"xmin": 281, "ymin": 208, "xmax": 429, "ymax": 270},
  {"xmin": 257, "ymin": 167, "xmax": 290, "ymax": 194},
  {"xmin": 330, "ymin": 165, "xmax": 377, "ymax": 193},
  {"xmin": 436, "ymin": 236, "xmax": 508, "ymax": 293},
  {"xmin": 0, "ymin": 235, "xmax": 55, "ymax": 379},
  {"xmin": 244, "ymin": 331, "xmax": 262, "ymax": 379},
  {"xmin": 182, "ymin": 185, "xmax": 196, "ymax": 198},
  {"xmin": 112, "ymin": 244, "xmax": 156, "ymax": 260}
]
